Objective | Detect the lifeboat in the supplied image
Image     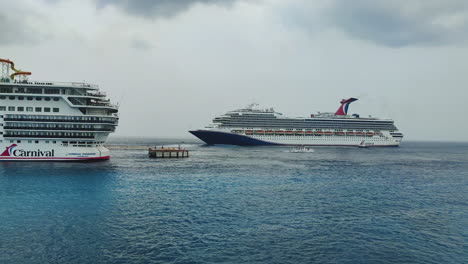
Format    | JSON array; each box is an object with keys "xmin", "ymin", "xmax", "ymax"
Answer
[
  {"xmin": 336, "ymin": 131, "xmax": 345, "ymax": 135},
  {"xmin": 266, "ymin": 130, "xmax": 274, "ymax": 134},
  {"xmin": 324, "ymin": 131, "xmax": 333, "ymax": 135},
  {"xmin": 245, "ymin": 130, "xmax": 253, "ymax": 134},
  {"xmin": 346, "ymin": 132, "xmax": 355, "ymax": 135},
  {"xmin": 275, "ymin": 130, "xmax": 284, "ymax": 134},
  {"xmin": 255, "ymin": 130, "xmax": 264, "ymax": 134},
  {"xmin": 285, "ymin": 131, "xmax": 294, "ymax": 134},
  {"xmin": 295, "ymin": 131, "xmax": 303, "ymax": 135},
  {"xmin": 356, "ymin": 132, "xmax": 364, "ymax": 135},
  {"xmin": 315, "ymin": 131, "xmax": 323, "ymax": 134},
  {"xmin": 366, "ymin": 132, "xmax": 374, "ymax": 136},
  {"xmin": 305, "ymin": 131, "xmax": 313, "ymax": 134}
]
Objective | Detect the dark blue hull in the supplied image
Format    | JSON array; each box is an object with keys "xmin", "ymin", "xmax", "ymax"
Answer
[{"xmin": 189, "ymin": 130, "xmax": 279, "ymax": 146}]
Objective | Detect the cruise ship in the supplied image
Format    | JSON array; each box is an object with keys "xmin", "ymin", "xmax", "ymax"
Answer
[
  {"xmin": 190, "ymin": 98, "xmax": 403, "ymax": 147},
  {"xmin": 0, "ymin": 58, "xmax": 118, "ymax": 161}
]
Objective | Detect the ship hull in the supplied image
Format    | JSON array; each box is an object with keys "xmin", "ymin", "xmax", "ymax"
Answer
[
  {"xmin": 190, "ymin": 130, "xmax": 279, "ymax": 146},
  {"xmin": 0, "ymin": 143, "xmax": 111, "ymax": 161},
  {"xmin": 190, "ymin": 130, "xmax": 401, "ymax": 147}
]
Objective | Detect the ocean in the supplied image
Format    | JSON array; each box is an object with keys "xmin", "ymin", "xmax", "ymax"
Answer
[{"xmin": 0, "ymin": 140, "xmax": 467, "ymax": 264}]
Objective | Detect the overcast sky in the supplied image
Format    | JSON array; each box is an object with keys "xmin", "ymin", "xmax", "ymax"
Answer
[{"xmin": 2, "ymin": 0, "xmax": 468, "ymax": 141}]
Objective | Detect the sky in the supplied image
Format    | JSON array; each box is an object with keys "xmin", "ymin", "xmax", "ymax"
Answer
[{"xmin": 1, "ymin": 0, "xmax": 468, "ymax": 141}]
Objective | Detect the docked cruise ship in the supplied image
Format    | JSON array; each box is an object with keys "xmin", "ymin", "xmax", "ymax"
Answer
[
  {"xmin": 190, "ymin": 98, "xmax": 403, "ymax": 147},
  {"xmin": 0, "ymin": 58, "xmax": 118, "ymax": 161}
]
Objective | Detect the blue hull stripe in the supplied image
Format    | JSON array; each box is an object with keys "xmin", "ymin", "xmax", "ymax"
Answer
[{"xmin": 189, "ymin": 130, "xmax": 279, "ymax": 146}]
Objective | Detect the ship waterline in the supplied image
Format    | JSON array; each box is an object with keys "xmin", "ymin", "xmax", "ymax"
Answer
[
  {"xmin": 190, "ymin": 99, "xmax": 403, "ymax": 147},
  {"xmin": 0, "ymin": 58, "xmax": 118, "ymax": 161}
]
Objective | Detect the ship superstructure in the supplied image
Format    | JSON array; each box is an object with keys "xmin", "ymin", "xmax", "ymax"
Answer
[
  {"xmin": 0, "ymin": 58, "xmax": 118, "ymax": 160},
  {"xmin": 190, "ymin": 98, "xmax": 403, "ymax": 147}
]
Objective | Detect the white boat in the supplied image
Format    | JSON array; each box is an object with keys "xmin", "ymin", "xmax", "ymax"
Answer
[
  {"xmin": 358, "ymin": 141, "xmax": 368, "ymax": 148},
  {"xmin": 289, "ymin": 146, "xmax": 314, "ymax": 153},
  {"xmin": 190, "ymin": 98, "xmax": 403, "ymax": 147},
  {"xmin": 0, "ymin": 58, "xmax": 119, "ymax": 161}
]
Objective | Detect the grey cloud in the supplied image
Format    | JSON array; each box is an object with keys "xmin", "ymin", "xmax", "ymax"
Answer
[
  {"xmin": 282, "ymin": 0, "xmax": 468, "ymax": 47},
  {"xmin": 329, "ymin": 0, "xmax": 468, "ymax": 47},
  {"xmin": 0, "ymin": 13, "xmax": 38, "ymax": 45},
  {"xmin": 97, "ymin": 0, "xmax": 238, "ymax": 18},
  {"xmin": 131, "ymin": 38, "xmax": 152, "ymax": 50}
]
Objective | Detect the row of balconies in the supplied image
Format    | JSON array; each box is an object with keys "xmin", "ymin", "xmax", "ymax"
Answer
[
  {"xmin": 4, "ymin": 126, "xmax": 115, "ymax": 132},
  {"xmin": 3, "ymin": 117, "xmax": 118, "ymax": 124}
]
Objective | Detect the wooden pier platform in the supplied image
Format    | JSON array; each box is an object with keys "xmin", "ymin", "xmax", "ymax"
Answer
[{"xmin": 148, "ymin": 147, "xmax": 189, "ymax": 158}]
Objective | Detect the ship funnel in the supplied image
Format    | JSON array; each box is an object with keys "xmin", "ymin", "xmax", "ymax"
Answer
[{"xmin": 335, "ymin": 98, "xmax": 358, "ymax": 115}]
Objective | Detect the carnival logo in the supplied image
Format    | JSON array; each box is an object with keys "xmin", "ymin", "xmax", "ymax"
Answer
[
  {"xmin": 0, "ymin": 144, "xmax": 55, "ymax": 157},
  {"xmin": 0, "ymin": 144, "xmax": 17, "ymax": 156}
]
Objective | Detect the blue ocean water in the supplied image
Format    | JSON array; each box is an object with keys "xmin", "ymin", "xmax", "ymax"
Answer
[{"xmin": 0, "ymin": 141, "xmax": 467, "ymax": 264}]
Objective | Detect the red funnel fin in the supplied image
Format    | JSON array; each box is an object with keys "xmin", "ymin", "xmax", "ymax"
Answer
[{"xmin": 335, "ymin": 98, "xmax": 358, "ymax": 115}]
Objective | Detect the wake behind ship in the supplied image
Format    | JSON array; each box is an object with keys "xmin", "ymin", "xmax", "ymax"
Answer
[
  {"xmin": 0, "ymin": 58, "xmax": 118, "ymax": 161},
  {"xmin": 190, "ymin": 98, "xmax": 403, "ymax": 147}
]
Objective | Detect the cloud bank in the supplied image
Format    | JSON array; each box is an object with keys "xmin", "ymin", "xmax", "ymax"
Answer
[
  {"xmin": 329, "ymin": 0, "xmax": 468, "ymax": 47},
  {"xmin": 0, "ymin": 12, "xmax": 41, "ymax": 45},
  {"xmin": 96, "ymin": 0, "xmax": 238, "ymax": 18},
  {"xmin": 279, "ymin": 0, "xmax": 468, "ymax": 47}
]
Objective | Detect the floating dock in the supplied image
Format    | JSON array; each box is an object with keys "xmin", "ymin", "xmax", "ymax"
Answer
[{"xmin": 148, "ymin": 147, "xmax": 189, "ymax": 158}]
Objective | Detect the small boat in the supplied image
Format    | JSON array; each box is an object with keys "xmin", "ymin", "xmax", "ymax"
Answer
[
  {"xmin": 358, "ymin": 141, "xmax": 368, "ymax": 148},
  {"xmin": 289, "ymin": 145, "xmax": 314, "ymax": 153}
]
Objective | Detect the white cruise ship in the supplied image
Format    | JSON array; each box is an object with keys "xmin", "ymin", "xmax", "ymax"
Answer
[
  {"xmin": 190, "ymin": 98, "xmax": 403, "ymax": 147},
  {"xmin": 0, "ymin": 58, "xmax": 118, "ymax": 161}
]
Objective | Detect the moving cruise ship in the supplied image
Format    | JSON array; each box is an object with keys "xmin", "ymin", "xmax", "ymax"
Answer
[
  {"xmin": 190, "ymin": 98, "xmax": 403, "ymax": 147},
  {"xmin": 0, "ymin": 58, "xmax": 118, "ymax": 160}
]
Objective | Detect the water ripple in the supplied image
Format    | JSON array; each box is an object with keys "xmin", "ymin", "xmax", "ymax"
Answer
[{"xmin": 0, "ymin": 141, "xmax": 467, "ymax": 263}]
